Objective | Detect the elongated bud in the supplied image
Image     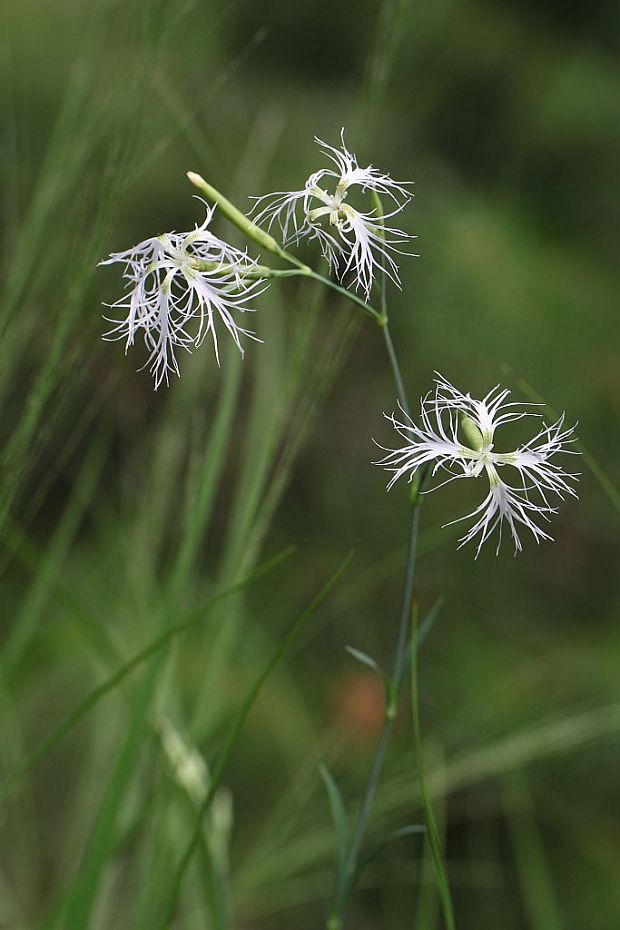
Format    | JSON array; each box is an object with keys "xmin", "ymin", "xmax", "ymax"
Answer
[
  {"xmin": 460, "ymin": 413, "xmax": 484, "ymax": 451},
  {"xmin": 187, "ymin": 171, "xmax": 285, "ymax": 258}
]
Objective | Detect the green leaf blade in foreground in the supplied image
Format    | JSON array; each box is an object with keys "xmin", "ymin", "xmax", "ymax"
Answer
[
  {"xmin": 63, "ymin": 657, "xmax": 159, "ymax": 930},
  {"xmin": 0, "ymin": 546, "xmax": 295, "ymax": 803},
  {"xmin": 410, "ymin": 606, "xmax": 455, "ymax": 930},
  {"xmin": 160, "ymin": 549, "xmax": 355, "ymax": 927},
  {"xmin": 319, "ymin": 764, "xmax": 349, "ymax": 911}
]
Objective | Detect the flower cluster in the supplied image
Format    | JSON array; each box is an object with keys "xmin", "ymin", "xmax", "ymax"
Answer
[
  {"xmin": 376, "ymin": 375, "xmax": 579, "ymax": 556},
  {"xmin": 99, "ymin": 133, "xmax": 580, "ymax": 557},
  {"xmin": 251, "ymin": 130, "xmax": 414, "ymax": 297},
  {"xmin": 100, "ymin": 203, "xmax": 267, "ymax": 389}
]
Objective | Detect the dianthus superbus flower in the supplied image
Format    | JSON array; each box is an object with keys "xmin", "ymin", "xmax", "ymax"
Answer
[
  {"xmin": 375, "ymin": 375, "xmax": 579, "ymax": 557},
  {"xmin": 251, "ymin": 130, "xmax": 414, "ymax": 298},
  {"xmin": 100, "ymin": 203, "xmax": 267, "ymax": 388}
]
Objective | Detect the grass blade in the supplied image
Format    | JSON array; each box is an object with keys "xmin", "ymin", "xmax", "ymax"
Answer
[
  {"xmin": 0, "ymin": 546, "xmax": 295, "ymax": 801},
  {"xmin": 410, "ymin": 605, "xmax": 455, "ymax": 930},
  {"xmin": 319, "ymin": 764, "xmax": 349, "ymax": 909},
  {"xmin": 63, "ymin": 657, "xmax": 160, "ymax": 929},
  {"xmin": 160, "ymin": 549, "xmax": 355, "ymax": 926}
]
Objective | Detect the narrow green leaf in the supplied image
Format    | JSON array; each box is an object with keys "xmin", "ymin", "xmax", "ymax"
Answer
[
  {"xmin": 345, "ymin": 644, "xmax": 389, "ymax": 683},
  {"xmin": 410, "ymin": 606, "xmax": 456, "ymax": 930},
  {"xmin": 345, "ymin": 644, "xmax": 392, "ymax": 706},
  {"xmin": 0, "ymin": 546, "xmax": 295, "ymax": 802},
  {"xmin": 0, "ymin": 436, "xmax": 107, "ymax": 681},
  {"xmin": 357, "ymin": 823, "xmax": 426, "ymax": 875},
  {"xmin": 319, "ymin": 764, "xmax": 349, "ymax": 903},
  {"xmin": 159, "ymin": 549, "xmax": 354, "ymax": 927},
  {"xmin": 344, "ymin": 645, "xmax": 383, "ymax": 677},
  {"xmin": 506, "ymin": 774, "xmax": 564, "ymax": 930}
]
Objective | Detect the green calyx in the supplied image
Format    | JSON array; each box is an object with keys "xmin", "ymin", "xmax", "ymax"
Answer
[{"xmin": 460, "ymin": 413, "xmax": 484, "ymax": 452}]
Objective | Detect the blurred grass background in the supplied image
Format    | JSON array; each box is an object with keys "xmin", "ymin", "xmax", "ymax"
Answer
[{"xmin": 1, "ymin": 0, "xmax": 619, "ymax": 927}]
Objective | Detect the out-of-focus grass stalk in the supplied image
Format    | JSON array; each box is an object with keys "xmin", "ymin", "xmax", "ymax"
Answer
[
  {"xmin": 0, "ymin": 437, "xmax": 108, "ymax": 684},
  {"xmin": 410, "ymin": 606, "xmax": 456, "ymax": 930},
  {"xmin": 326, "ymin": 502, "xmax": 420, "ymax": 930},
  {"xmin": 160, "ymin": 550, "xmax": 355, "ymax": 925},
  {"xmin": 0, "ymin": 547, "xmax": 294, "ymax": 801},
  {"xmin": 62, "ymin": 653, "xmax": 162, "ymax": 929},
  {"xmin": 166, "ymin": 353, "xmax": 243, "ymax": 601},
  {"xmin": 505, "ymin": 774, "xmax": 563, "ymax": 930},
  {"xmin": 231, "ymin": 702, "xmax": 620, "ymax": 907},
  {"xmin": 325, "ymin": 186, "xmax": 431, "ymax": 929}
]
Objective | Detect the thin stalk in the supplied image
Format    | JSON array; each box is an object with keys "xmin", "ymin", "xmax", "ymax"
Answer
[
  {"xmin": 323, "ymin": 301, "xmax": 431, "ymax": 928},
  {"xmin": 382, "ymin": 323, "xmax": 410, "ymax": 416},
  {"xmin": 194, "ymin": 254, "xmax": 384, "ymax": 323},
  {"xmin": 327, "ymin": 505, "xmax": 419, "ymax": 930},
  {"xmin": 410, "ymin": 609, "xmax": 456, "ymax": 930},
  {"xmin": 304, "ymin": 267, "xmax": 384, "ymax": 325},
  {"xmin": 279, "ymin": 251, "xmax": 385, "ymax": 324}
]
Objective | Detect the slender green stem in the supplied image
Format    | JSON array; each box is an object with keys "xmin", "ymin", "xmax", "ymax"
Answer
[
  {"xmin": 195, "ymin": 252, "xmax": 384, "ymax": 323},
  {"xmin": 326, "ymin": 322, "xmax": 424, "ymax": 928},
  {"xmin": 273, "ymin": 250, "xmax": 433, "ymax": 927},
  {"xmin": 278, "ymin": 250, "xmax": 385, "ymax": 324},
  {"xmin": 382, "ymin": 322, "xmax": 410, "ymax": 416},
  {"xmin": 304, "ymin": 267, "xmax": 384, "ymax": 324},
  {"xmin": 327, "ymin": 504, "xmax": 419, "ymax": 929},
  {"xmin": 193, "ymin": 179, "xmax": 433, "ymax": 925},
  {"xmin": 411, "ymin": 608, "xmax": 456, "ymax": 930},
  {"xmin": 192, "ymin": 259, "xmax": 302, "ymax": 280}
]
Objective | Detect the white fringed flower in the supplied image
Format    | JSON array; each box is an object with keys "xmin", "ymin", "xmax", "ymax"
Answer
[
  {"xmin": 375, "ymin": 375, "xmax": 579, "ymax": 557},
  {"xmin": 100, "ymin": 203, "xmax": 267, "ymax": 388},
  {"xmin": 251, "ymin": 130, "xmax": 414, "ymax": 298}
]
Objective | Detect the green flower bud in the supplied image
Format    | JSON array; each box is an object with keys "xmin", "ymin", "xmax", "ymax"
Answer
[
  {"xmin": 460, "ymin": 413, "xmax": 484, "ymax": 452},
  {"xmin": 187, "ymin": 171, "xmax": 286, "ymax": 258}
]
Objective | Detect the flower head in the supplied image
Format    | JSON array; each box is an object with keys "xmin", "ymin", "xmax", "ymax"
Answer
[
  {"xmin": 100, "ymin": 202, "xmax": 267, "ymax": 388},
  {"xmin": 251, "ymin": 129, "xmax": 415, "ymax": 298},
  {"xmin": 375, "ymin": 375, "xmax": 579, "ymax": 557}
]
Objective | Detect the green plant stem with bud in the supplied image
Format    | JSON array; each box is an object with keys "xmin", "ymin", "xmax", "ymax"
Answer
[
  {"xmin": 186, "ymin": 170, "xmax": 448, "ymax": 929},
  {"xmin": 187, "ymin": 171, "xmax": 384, "ymax": 324},
  {"xmin": 327, "ymin": 501, "xmax": 421, "ymax": 930}
]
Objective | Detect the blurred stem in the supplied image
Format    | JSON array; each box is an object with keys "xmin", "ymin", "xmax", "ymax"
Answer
[
  {"xmin": 410, "ymin": 608, "xmax": 456, "ymax": 930},
  {"xmin": 327, "ymin": 502, "xmax": 419, "ymax": 930},
  {"xmin": 195, "ymin": 173, "xmax": 426, "ymax": 926},
  {"xmin": 318, "ymin": 207, "xmax": 430, "ymax": 924},
  {"xmin": 161, "ymin": 553, "xmax": 354, "ymax": 927},
  {"xmin": 327, "ymin": 327, "xmax": 424, "ymax": 928}
]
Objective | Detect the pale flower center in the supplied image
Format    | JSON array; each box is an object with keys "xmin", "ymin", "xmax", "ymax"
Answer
[
  {"xmin": 463, "ymin": 442, "xmax": 495, "ymax": 479},
  {"xmin": 307, "ymin": 186, "xmax": 353, "ymax": 230},
  {"xmin": 157, "ymin": 234, "xmax": 188, "ymax": 268}
]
